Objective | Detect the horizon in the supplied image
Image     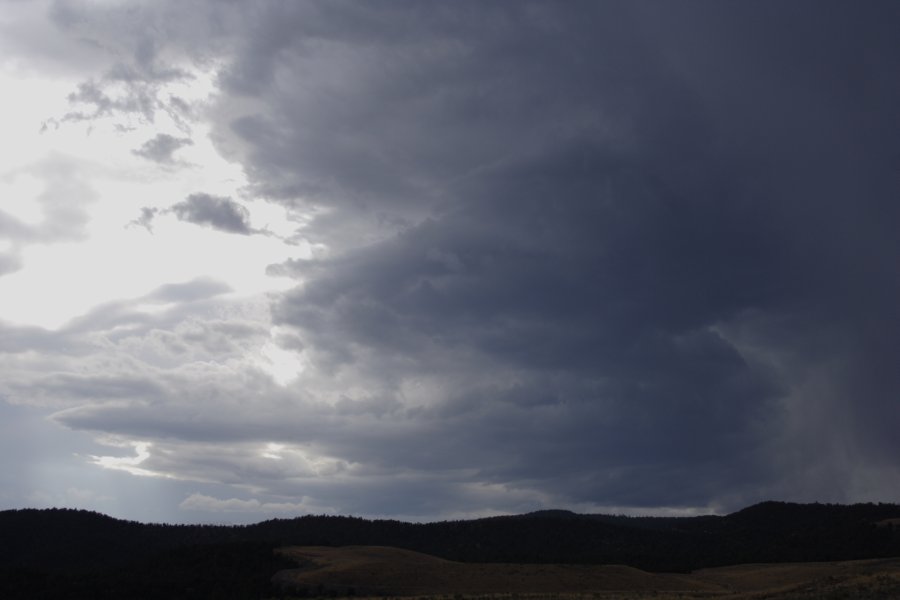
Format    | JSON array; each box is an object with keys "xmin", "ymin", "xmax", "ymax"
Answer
[
  {"xmin": 1, "ymin": 1, "xmax": 899, "ymax": 525},
  {"xmin": 4, "ymin": 498, "xmax": 897, "ymax": 528}
]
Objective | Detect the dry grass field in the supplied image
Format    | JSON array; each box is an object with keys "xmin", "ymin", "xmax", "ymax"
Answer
[{"xmin": 272, "ymin": 546, "xmax": 900, "ymax": 599}]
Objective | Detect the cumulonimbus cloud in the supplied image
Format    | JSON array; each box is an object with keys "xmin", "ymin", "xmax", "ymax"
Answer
[{"xmin": 5, "ymin": 0, "xmax": 899, "ymax": 521}]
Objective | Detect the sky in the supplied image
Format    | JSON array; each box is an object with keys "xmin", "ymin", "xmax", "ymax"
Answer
[{"xmin": 1, "ymin": 0, "xmax": 898, "ymax": 524}]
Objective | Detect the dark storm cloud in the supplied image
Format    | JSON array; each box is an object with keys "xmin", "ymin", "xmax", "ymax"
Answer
[
  {"xmin": 33, "ymin": 1, "xmax": 900, "ymax": 518},
  {"xmin": 170, "ymin": 193, "xmax": 253, "ymax": 235},
  {"xmin": 215, "ymin": 1, "xmax": 648, "ymax": 233},
  {"xmin": 268, "ymin": 190, "xmax": 783, "ymax": 509},
  {"xmin": 132, "ymin": 133, "xmax": 193, "ymax": 165},
  {"xmin": 236, "ymin": 1, "xmax": 899, "ymax": 510}
]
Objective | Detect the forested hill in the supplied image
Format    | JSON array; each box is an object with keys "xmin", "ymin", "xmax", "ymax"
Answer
[{"xmin": 2, "ymin": 501, "xmax": 900, "ymax": 575}]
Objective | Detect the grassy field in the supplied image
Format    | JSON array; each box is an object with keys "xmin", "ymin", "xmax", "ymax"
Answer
[{"xmin": 271, "ymin": 546, "xmax": 900, "ymax": 599}]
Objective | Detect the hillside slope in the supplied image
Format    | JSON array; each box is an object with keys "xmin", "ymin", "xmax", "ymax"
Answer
[
  {"xmin": 273, "ymin": 546, "xmax": 900, "ymax": 598},
  {"xmin": 273, "ymin": 545, "xmax": 722, "ymax": 595}
]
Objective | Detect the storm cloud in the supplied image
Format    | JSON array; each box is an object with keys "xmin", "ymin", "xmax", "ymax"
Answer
[
  {"xmin": 2, "ymin": 0, "xmax": 899, "ymax": 521},
  {"xmin": 229, "ymin": 1, "xmax": 900, "ymax": 510}
]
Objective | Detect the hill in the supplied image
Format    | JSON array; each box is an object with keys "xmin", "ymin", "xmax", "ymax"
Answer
[
  {"xmin": 272, "ymin": 545, "xmax": 721, "ymax": 596},
  {"xmin": 272, "ymin": 545, "xmax": 900, "ymax": 598},
  {"xmin": 1, "ymin": 501, "xmax": 900, "ymax": 598}
]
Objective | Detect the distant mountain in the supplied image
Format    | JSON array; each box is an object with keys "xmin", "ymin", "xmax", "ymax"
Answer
[
  {"xmin": 2, "ymin": 501, "xmax": 900, "ymax": 599},
  {"xmin": 518, "ymin": 508, "xmax": 581, "ymax": 519}
]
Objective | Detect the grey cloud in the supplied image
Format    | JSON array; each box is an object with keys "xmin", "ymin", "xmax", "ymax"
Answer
[
  {"xmin": 60, "ymin": 65, "xmax": 192, "ymax": 130},
  {"xmin": 51, "ymin": 372, "xmax": 294, "ymax": 444},
  {"xmin": 54, "ymin": 279, "xmax": 240, "ymax": 364},
  {"xmin": 115, "ymin": 316, "xmax": 271, "ymax": 363},
  {"xmin": 33, "ymin": 163, "xmax": 96, "ymax": 242},
  {"xmin": 214, "ymin": 3, "xmax": 642, "ymax": 237},
  {"xmin": 0, "ymin": 250, "xmax": 23, "ymax": 277},
  {"xmin": 0, "ymin": 155, "xmax": 98, "ymax": 259},
  {"xmin": 0, "ymin": 322, "xmax": 67, "ymax": 354},
  {"xmin": 148, "ymin": 277, "xmax": 233, "ymax": 303},
  {"xmin": 132, "ymin": 133, "xmax": 193, "ymax": 165},
  {"xmin": 102, "ymin": 320, "xmax": 268, "ymax": 367},
  {"xmin": 131, "ymin": 194, "xmax": 274, "ymax": 237},
  {"xmin": 64, "ymin": 77, "xmax": 160, "ymax": 124},
  {"xmin": 128, "ymin": 206, "xmax": 159, "ymax": 233},
  {"xmin": 61, "ymin": 299, "xmax": 159, "ymax": 336},
  {"xmin": 0, "ymin": 285, "xmax": 276, "ymax": 442},
  {"xmin": 27, "ymin": 373, "xmax": 166, "ymax": 403},
  {"xmin": 0, "ymin": 210, "xmax": 34, "ymax": 242},
  {"xmin": 0, "ymin": 1, "xmax": 111, "ymax": 78},
  {"xmin": 47, "ymin": 2, "xmax": 205, "ymax": 129},
  {"xmin": 170, "ymin": 193, "xmax": 254, "ymax": 235}
]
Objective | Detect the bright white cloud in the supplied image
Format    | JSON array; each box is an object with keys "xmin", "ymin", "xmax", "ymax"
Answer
[
  {"xmin": 255, "ymin": 340, "xmax": 305, "ymax": 386},
  {"xmin": 90, "ymin": 440, "xmax": 163, "ymax": 478},
  {"xmin": 0, "ymin": 35, "xmax": 304, "ymax": 329},
  {"xmin": 179, "ymin": 492, "xmax": 322, "ymax": 514}
]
